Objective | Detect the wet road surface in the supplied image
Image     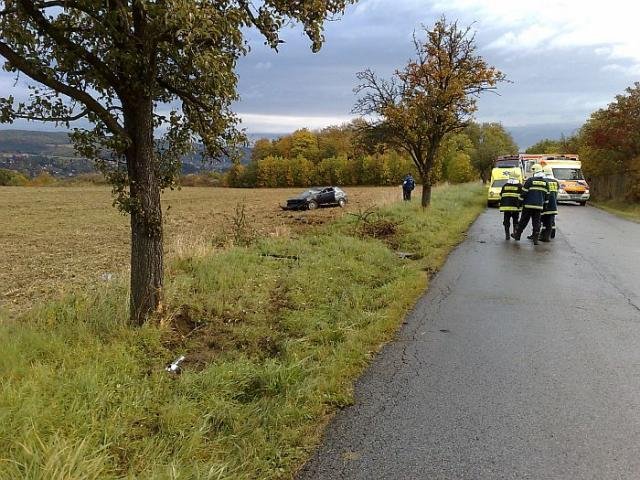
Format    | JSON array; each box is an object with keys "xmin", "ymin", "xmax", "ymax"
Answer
[{"xmin": 299, "ymin": 205, "xmax": 640, "ymax": 480}]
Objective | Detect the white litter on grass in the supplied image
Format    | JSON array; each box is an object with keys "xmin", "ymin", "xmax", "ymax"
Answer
[
  {"xmin": 165, "ymin": 355, "xmax": 186, "ymax": 374},
  {"xmin": 100, "ymin": 272, "xmax": 114, "ymax": 281}
]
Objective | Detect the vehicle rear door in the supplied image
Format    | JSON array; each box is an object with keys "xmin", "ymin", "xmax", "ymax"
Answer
[{"xmin": 319, "ymin": 187, "xmax": 335, "ymax": 204}]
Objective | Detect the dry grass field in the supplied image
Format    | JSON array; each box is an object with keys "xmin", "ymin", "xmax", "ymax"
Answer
[{"xmin": 0, "ymin": 185, "xmax": 400, "ymax": 314}]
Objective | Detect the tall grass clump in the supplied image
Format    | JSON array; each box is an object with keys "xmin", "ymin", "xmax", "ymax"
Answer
[{"xmin": 0, "ymin": 183, "xmax": 485, "ymax": 479}]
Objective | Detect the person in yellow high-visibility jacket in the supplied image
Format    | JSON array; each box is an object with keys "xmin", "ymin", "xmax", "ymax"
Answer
[
  {"xmin": 540, "ymin": 172, "xmax": 559, "ymax": 242},
  {"xmin": 499, "ymin": 178, "xmax": 522, "ymax": 240}
]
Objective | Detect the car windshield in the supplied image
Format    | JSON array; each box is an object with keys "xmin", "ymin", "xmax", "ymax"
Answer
[
  {"xmin": 491, "ymin": 179, "xmax": 508, "ymax": 188},
  {"xmin": 495, "ymin": 160, "xmax": 519, "ymax": 168},
  {"xmin": 552, "ymin": 168, "xmax": 584, "ymax": 180}
]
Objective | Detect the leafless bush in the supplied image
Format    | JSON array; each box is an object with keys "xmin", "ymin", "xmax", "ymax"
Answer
[{"xmin": 349, "ymin": 207, "xmax": 401, "ymax": 239}]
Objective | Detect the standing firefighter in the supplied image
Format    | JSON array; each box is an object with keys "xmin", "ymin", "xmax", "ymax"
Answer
[
  {"xmin": 540, "ymin": 171, "xmax": 559, "ymax": 242},
  {"xmin": 402, "ymin": 174, "xmax": 416, "ymax": 201},
  {"xmin": 512, "ymin": 164, "xmax": 549, "ymax": 245},
  {"xmin": 499, "ymin": 177, "xmax": 522, "ymax": 240}
]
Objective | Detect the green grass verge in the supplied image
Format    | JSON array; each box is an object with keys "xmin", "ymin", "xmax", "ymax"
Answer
[
  {"xmin": 0, "ymin": 183, "xmax": 486, "ymax": 479},
  {"xmin": 592, "ymin": 200, "xmax": 640, "ymax": 223}
]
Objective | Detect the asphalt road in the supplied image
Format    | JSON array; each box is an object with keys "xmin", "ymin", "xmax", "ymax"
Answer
[{"xmin": 298, "ymin": 205, "xmax": 640, "ymax": 480}]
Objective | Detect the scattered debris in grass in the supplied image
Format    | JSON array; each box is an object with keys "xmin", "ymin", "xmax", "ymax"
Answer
[
  {"xmin": 165, "ymin": 355, "xmax": 186, "ymax": 374},
  {"xmin": 259, "ymin": 253, "xmax": 300, "ymax": 262},
  {"xmin": 396, "ymin": 251, "xmax": 418, "ymax": 259}
]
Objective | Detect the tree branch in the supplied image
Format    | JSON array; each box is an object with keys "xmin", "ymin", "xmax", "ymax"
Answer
[
  {"xmin": 156, "ymin": 77, "xmax": 209, "ymax": 111},
  {"xmin": 0, "ymin": 41, "xmax": 126, "ymax": 136},
  {"xmin": 1, "ymin": 0, "xmax": 104, "ymax": 17},
  {"xmin": 0, "ymin": 0, "xmax": 61, "ymax": 15},
  {"xmin": 13, "ymin": 107, "xmax": 90, "ymax": 122},
  {"xmin": 16, "ymin": 0, "xmax": 121, "ymax": 88}
]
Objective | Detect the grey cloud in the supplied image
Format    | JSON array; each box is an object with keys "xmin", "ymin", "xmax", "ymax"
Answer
[
  {"xmin": 234, "ymin": 1, "xmax": 437, "ymax": 118},
  {"xmin": 2, "ymin": 0, "xmax": 638, "ymax": 140},
  {"xmin": 235, "ymin": 0, "xmax": 638, "ymax": 136},
  {"xmin": 476, "ymin": 44, "xmax": 636, "ymax": 125}
]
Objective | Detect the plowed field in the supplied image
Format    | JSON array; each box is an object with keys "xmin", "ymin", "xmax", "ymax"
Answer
[{"xmin": 0, "ymin": 186, "xmax": 401, "ymax": 314}]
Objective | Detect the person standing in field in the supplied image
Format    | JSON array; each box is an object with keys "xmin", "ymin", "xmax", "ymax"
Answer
[
  {"xmin": 499, "ymin": 177, "xmax": 522, "ymax": 240},
  {"xmin": 540, "ymin": 171, "xmax": 560, "ymax": 242},
  {"xmin": 512, "ymin": 164, "xmax": 549, "ymax": 245},
  {"xmin": 402, "ymin": 173, "xmax": 415, "ymax": 201}
]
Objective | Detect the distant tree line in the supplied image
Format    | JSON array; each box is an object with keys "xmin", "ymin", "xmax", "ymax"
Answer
[
  {"xmin": 0, "ymin": 120, "xmax": 519, "ymax": 189},
  {"xmin": 225, "ymin": 19, "xmax": 516, "ymax": 203},
  {"xmin": 225, "ymin": 122, "xmax": 517, "ymax": 188},
  {"xmin": 0, "ymin": 168, "xmax": 109, "ymax": 186},
  {"xmin": 525, "ymin": 82, "xmax": 640, "ymax": 202}
]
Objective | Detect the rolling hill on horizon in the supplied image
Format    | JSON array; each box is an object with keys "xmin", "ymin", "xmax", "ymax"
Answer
[
  {"xmin": 0, "ymin": 129, "xmax": 75, "ymax": 156},
  {"xmin": 0, "ymin": 123, "xmax": 581, "ymax": 178},
  {"xmin": 0, "ymin": 129, "xmax": 251, "ymax": 177}
]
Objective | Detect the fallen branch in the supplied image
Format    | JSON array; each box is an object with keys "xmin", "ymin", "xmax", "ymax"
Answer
[{"xmin": 260, "ymin": 253, "xmax": 300, "ymax": 261}]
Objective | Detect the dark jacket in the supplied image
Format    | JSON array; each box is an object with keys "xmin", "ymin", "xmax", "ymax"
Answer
[
  {"xmin": 403, "ymin": 176, "xmax": 415, "ymax": 191},
  {"xmin": 499, "ymin": 182, "xmax": 523, "ymax": 212},
  {"xmin": 542, "ymin": 177, "xmax": 559, "ymax": 215},
  {"xmin": 520, "ymin": 175, "xmax": 549, "ymax": 210}
]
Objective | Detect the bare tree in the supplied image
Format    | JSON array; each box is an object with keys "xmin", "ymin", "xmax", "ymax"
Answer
[{"xmin": 354, "ymin": 16, "xmax": 506, "ymax": 206}]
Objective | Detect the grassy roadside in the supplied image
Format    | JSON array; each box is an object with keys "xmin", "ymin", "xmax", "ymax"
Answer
[
  {"xmin": 0, "ymin": 183, "xmax": 486, "ymax": 479},
  {"xmin": 591, "ymin": 200, "xmax": 640, "ymax": 223}
]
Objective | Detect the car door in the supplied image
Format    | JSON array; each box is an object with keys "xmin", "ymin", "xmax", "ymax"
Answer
[{"xmin": 319, "ymin": 187, "xmax": 335, "ymax": 205}]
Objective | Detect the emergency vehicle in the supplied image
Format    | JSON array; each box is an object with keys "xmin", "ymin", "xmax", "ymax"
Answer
[
  {"xmin": 487, "ymin": 155, "xmax": 524, "ymax": 207},
  {"xmin": 522, "ymin": 154, "xmax": 590, "ymax": 206}
]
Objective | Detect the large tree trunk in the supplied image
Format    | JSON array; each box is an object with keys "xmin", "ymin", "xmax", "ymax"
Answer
[
  {"xmin": 124, "ymin": 98, "xmax": 163, "ymax": 325},
  {"xmin": 418, "ymin": 147, "xmax": 438, "ymax": 207},
  {"xmin": 421, "ymin": 181, "xmax": 432, "ymax": 207}
]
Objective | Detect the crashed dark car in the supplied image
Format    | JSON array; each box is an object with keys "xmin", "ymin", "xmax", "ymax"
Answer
[{"xmin": 283, "ymin": 186, "xmax": 348, "ymax": 210}]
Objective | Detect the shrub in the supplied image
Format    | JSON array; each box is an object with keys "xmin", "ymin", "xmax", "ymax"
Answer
[
  {"xmin": 66, "ymin": 173, "xmax": 109, "ymax": 185},
  {"xmin": 28, "ymin": 172, "xmax": 58, "ymax": 186},
  {"xmin": 179, "ymin": 172, "xmax": 224, "ymax": 187},
  {"xmin": 446, "ymin": 152, "xmax": 476, "ymax": 184},
  {"xmin": 0, "ymin": 168, "xmax": 29, "ymax": 186}
]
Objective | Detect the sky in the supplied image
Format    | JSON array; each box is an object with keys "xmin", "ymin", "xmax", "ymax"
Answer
[
  {"xmin": 233, "ymin": 0, "xmax": 640, "ymax": 146},
  {"xmin": 2, "ymin": 0, "xmax": 640, "ymax": 148}
]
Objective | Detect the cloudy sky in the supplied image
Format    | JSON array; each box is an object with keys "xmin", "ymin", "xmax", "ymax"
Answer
[
  {"xmin": 233, "ymin": 0, "xmax": 640, "ymax": 147},
  {"xmin": 2, "ymin": 0, "xmax": 639, "ymax": 148}
]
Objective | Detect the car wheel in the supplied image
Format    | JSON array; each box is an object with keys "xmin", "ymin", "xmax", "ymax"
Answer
[
  {"xmin": 338, "ymin": 198, "xmax": 347, "ymax": 208},
  {"xmin": 579, "ymin": 201, "xmax": 587, "ymax": 206},
  {"xmin": 307, "ymin": 200, "xmax": 318, "ymax": 210}
]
